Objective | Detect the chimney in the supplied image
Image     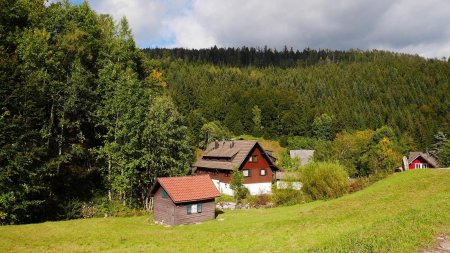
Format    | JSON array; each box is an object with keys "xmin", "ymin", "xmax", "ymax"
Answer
[{"xmin": 230, "ymin": 140, "xmax": 234, "ymax": 148}]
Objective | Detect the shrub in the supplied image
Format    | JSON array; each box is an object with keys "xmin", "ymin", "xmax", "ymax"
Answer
[
  {"xmin": 348, "ymin": 177, "xmax": 370, "ymax": 193},
  {"xmin": 272, "ymin": 188, "xmax": 305, "ymax": 206},
  {"xmin": 301, "ymin": 162, "xmax": 349, "ymax": 200},
  {"xmin": 230, "ymin": 167, "xmax": 248, "ymax": 203},
  {"xmin": 244, "ymin": 194, "xmax": 272, "ymax": 207},
  {"xmin": 216, "ymin": 194, "xmax": 235, "ymax": 203},
  {"xmin": 57, "ymin": 200, "xmax": 83, "ymax": 220}
]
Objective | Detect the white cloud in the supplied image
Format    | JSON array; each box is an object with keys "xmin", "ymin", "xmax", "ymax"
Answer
[
  {"xmin": 88, "ymin": 0, "xmax": 189, "ymax": 47},
  {"xmin": 165, "ymin": 0, "xmax": 450, "ymax": 58},
  {"xmin": 68, "ymin": 0, "xmax": 450, "ymax": 58}
]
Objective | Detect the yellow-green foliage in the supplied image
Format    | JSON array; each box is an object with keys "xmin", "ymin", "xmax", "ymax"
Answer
[
  {"xmin": 235, "ymin": 134, "xmax": 286, "ymax": 159},
  {"xmin": 0, "ymin": 170, "xmax": 449, "ymax": 253},
  {"xmin": 272, "ymin": 188, "xmax": 305, "ymax": 206},
  {"xmin": 301, "ymin": 162, "xmax": 349, "ymax": 200}
]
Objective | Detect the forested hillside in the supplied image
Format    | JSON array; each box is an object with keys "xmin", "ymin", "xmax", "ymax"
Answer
[
  {"xmin": 0, "ymin": 0, "xmax": 192, "ymax": 224},
  {"xmin": 143, "ymin": 46, "xmax": 433, "ymax": 68},
  {"xmin": 144, "ymin": 48, "xmax": 450, "ymax": 149}
]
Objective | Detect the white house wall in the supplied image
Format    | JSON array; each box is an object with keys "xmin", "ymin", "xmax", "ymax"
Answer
[
  {"xmin": 276, "ymin": 181, "xmax": 302, "ymax": 190},
  {"xmin": 244, "ymin": 182, "xmax": 272, "ymax": 195},
  {"xmin": 212, "ymin": 179, "xmax": 272, "ymax": 196}
]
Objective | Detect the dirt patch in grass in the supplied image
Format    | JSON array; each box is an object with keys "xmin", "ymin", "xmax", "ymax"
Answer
[{"xmin": 421, "ymin": 234, "xmax": 450, "ymax": 253}]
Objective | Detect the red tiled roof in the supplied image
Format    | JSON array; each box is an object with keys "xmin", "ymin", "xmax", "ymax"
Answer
[{"xmin": 151, "ymin": 175, "xmax": 220, "ymax": 203}]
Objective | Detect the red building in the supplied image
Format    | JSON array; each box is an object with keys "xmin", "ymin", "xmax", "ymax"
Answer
[
  {"xmin": 150, "ymin": 175, "xmax": 220, "ymax": 226},
  {"xmin": 407, "ymin": 152, "xmax": 438, "ymax": 169},
  {"xmin": 192, "ymin": 140, "xmax": 280, "ymax": 195}
]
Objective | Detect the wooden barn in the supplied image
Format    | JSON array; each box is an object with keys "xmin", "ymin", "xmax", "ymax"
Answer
[
  {"xmin": 406, "ymin": 152, "xmax": 439, "ymax": 169},
  {"xmin": 150, "ymin": 175, "xmax": 220, "ymax": 226},
  {"xmin": 192, "ymin": 140, "xmax": 280, "ymax": 195}
]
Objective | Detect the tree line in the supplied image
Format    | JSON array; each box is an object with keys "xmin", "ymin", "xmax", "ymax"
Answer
[{"xmin": 142, "ymin": 46, "xmax": 448, "ymax": 68}]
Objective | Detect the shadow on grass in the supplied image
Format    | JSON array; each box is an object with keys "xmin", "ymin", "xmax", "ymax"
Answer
[{"xmin": 215, "ymin": 209, "xmax": 224, "ymax": 218}]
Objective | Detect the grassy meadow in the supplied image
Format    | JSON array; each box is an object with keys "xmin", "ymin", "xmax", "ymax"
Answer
[{"xmin": 1, "ymin": 169, "xmax": 449, "ymax": 252}]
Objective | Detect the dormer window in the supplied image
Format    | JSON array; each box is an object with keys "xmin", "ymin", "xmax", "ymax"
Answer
[{"xmin": 249, "ymin": 155, "xmax": 258, "ymax": 162}]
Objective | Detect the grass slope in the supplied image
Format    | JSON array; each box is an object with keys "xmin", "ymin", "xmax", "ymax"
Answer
[{"xmin": 1, "ymin": 170, "xmax": 449, "ymax": 252}]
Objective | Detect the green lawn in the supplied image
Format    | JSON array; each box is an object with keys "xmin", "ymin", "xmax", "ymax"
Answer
[{"xmin": 1, "ymin": 170, "xmax": 449, "ymax": 252}]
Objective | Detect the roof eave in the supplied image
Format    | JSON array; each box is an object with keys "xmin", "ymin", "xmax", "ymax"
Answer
[{"xmin": 173, "ymin": 195, "xmax": 221, "ymax": 204}]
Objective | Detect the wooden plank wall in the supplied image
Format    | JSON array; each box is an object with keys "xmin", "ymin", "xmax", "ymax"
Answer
[{"xmin": 174, "ymin": 200, "xmax": 215, "ymax": 225}]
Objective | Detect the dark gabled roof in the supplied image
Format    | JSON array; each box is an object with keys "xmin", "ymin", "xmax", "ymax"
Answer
[
  {"xmin": 408, "ymin": 152, "xmax": 439, "ymax": 168},
  {"xmin": 203, "ymin": 148, "xmax": 239, "ymax": 158},
  {"xmin": 192, "ymin": 140, "xmax": 279, "ymax": 171},
  {"xmin": 150, "ymin": 175, "xmax": 220, "ymax": 204}
]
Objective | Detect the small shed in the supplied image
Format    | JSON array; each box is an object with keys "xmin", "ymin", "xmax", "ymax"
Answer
[
  {"xmin": 150, "ymin": 175, "xmax": 220, "ymax": 226},
  {"xmin": 289, "ymin": 150, "xmax": 315, "ymax": 166},
  {"xmin": 406, "ymin": 152, "xmax": 438, "ymax": 169}
]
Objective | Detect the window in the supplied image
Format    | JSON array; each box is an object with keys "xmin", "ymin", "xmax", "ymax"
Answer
[
  {"xmin": 243, "ymin": 169, "xmax": 250, "ymax": 177},
  {"xmin": 162, "ymin": 189, "xmax": 168, "ymax": 199},
  {"xmin": 187, "ymin": 203, "xmax": 202, "ymax": 214},
  {"xmin": 249, "ymin": 155, "xmax": 258, "ymax": 162},
  {"xmin": 415, "ymin": 163, "xmax": 428, "ymax": 169},
  {"xmin": 260, "ymin": 169, "xmax": 266, "ymax": 176}
]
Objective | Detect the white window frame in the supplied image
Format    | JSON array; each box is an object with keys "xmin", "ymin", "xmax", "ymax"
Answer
[
  {"xmin": 260, "ymin": 168, "xmax": 266, "ymax": 176},
  {"xmin": 249, "ymin": 155, "xmax": 258, "ymax": 162},
  {"xmin": 187, "ymin": 203, "xmax": 202, "ymax": 214},
  {"xmin": 243, "ymin": 169, "xmax": 250, "ymax": 177},
  {"xmin": 414, "ymin": 163, "xmax": 428, "ymax": 169}
]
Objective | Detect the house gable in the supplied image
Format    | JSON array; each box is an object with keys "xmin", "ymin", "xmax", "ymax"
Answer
[
  {"xmin": 240, "ymin": 144, "xmax": 273, "ymax": 184},
  {"xmin": 409, "ymin": 156, "xmax": 436, "ymax": 169},
  {"xmin": 153, "ymin": 186, "xmax": 176, "ymax": 225},
  {"xmin": 407, "ymin": 152, "xmax": 438, "ymax": 169},
  {"xmin": 192, "ymin": 140, "xmax": 279, "ymax": 173}
]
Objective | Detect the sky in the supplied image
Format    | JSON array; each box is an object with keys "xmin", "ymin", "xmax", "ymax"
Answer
[{"xmin": 65, "ymin": 0, "xmax": 450, "ymax": 58}]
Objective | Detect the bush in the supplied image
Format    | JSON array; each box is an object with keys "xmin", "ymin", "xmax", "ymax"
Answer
[
  {"xmin": 301, "ymin": 162, "xmax": 349, "ymax": 200},
  {"xmin": 216, "ymin": 194, "xmax": 235, "ymax": 203},
  {"xmin": 272, "ymin": 188, "xmax": 305, "ymax": 206},
  {"xmin": 57, "ymin": 200, "xmax": 83, "ymax": 220},
  {"xmin": 244, "ymin": 194, "xmax": 272, "ymax": 207},
  {"xmin": 348, "ymin": 177, "xmax": 370, "ymax": 193},
  {"xmin": 231, "ymin": 167, "xmax": 248, "ymax": 203}
]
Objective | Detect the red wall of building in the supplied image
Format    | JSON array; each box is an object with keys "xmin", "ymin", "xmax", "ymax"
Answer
[
  {"xmin": 195, "ymin": 146, "xmax": 273, "ymax": 184},
  {"xmin": 409, "ymin": 156, "xmax": 432, "ymax": 169},
  {"xmin": 196, "ymin": 168, "xmax": 232, "ymax": 183},
  {"xmin": 242, "ymin": 147, "xmax": 272, "ymax": 184}
]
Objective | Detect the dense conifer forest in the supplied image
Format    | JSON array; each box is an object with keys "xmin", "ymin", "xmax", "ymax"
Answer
[
  {"xmin": 144, "ymin": 48, "xmax": 449, "ymax": 148},
  {"xmin": 1, "ymin": 0, "xmax": 449, "ymax": 224}
]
